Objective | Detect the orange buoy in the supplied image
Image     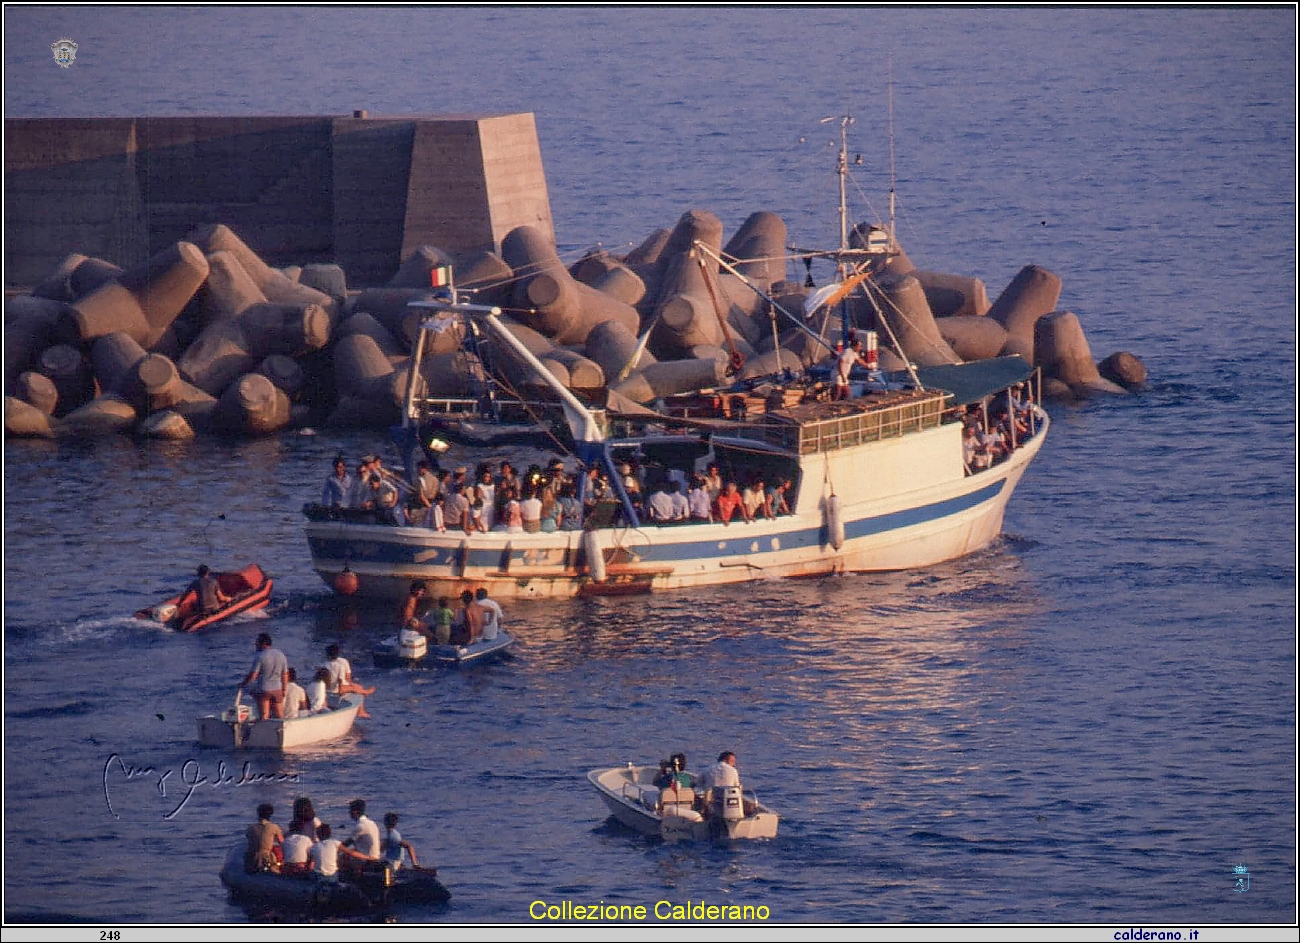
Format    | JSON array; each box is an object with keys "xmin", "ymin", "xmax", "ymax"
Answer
[{"xmin": 333, "ymin": 567, "xmax": 359, "ymax": 596}]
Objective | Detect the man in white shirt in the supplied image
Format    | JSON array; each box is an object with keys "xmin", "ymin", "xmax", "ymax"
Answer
[
  {"xmin": 340, "ymin": 799, "xmax": 382, "ymax": 873},
  {"xmin": 308, "ymin": 823, "xmax": 343, "ymax": 877},
  {"xmin": 475, "ymin": 588, "xmax": 503, "ymax": 641},
  {"xmin": 646, "ymin": 485, "xmax": 674, "ymax": 523},
  {"xmin": 668, "ymin": 482, "xmax": 690, "ymax": 521},
  {"xmin": 282, "ymin": 668, "xmax": 309, "ymax": 720},
  {"xmin": 281, "ymin": 829, "xmax": 314, "ymax": 873},
  {"xmin": 701, "ymin": 751, "xmax": 741, "ymax": 792}
]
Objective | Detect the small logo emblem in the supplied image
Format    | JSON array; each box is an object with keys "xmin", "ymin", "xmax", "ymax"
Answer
[
  {"xmin": 51, "ymin": 38, "xmax": 78, "ymax": 68},
  {"xmin": 1232, "ymin": 863, "xmax": 1250, "ymax": 893}
]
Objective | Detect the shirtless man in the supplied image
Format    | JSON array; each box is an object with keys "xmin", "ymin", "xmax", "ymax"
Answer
[
  {"xmin": 399, "ymin": 582, "xmax": 429, "ymax": 636},
  {"xmin": 452, "ymin": 590, "xmax": 483, "ymax": 645},
  {"xmin": 190, "ymin": 565, "xmax": 229, "ymax": 615}
]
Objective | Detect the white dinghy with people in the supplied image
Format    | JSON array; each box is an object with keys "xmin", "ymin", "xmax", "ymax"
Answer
[{"xmin": 197, "ymin": 690, "xmax": 363, "ymax": 750}]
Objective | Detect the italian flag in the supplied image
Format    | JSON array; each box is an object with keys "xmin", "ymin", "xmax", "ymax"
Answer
[{"xmin": 430, "ymin": 265, "xmax": 452, "ymax": 288}]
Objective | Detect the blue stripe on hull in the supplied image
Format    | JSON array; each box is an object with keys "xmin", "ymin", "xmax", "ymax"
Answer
[{"xmin": 308, "ymin": 478, "xmax": 1007, "ymax": 569}]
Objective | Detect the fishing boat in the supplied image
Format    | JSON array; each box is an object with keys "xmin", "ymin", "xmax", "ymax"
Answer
[
  {"xmin": 373, "ymin": 629, "xmax": 516, "ymax": 668},
  {"xmin": 302, "ymin": 117, "xmax": 1049, "ymax": 601},
  {"xmin": 135, "ymin": 563, "xmax": 273, "ymax": 632},
  {"xmin": 588, "ymin": 764, "xmax": 779, "ymax": 842},
  {"xmin": 197, "ymin": 692, "xmax": 363, "ymax": 749},
  {"xmin": 303, "ymin": 300, "xmax": 1046, "ymax": 600},
  {"xmin": 219, "ymin": 846, "xmax": 450, "ymax": 914}
]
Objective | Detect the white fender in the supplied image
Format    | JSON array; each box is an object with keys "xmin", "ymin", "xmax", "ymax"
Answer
[
  {"xmin": 583, "ymin": 529, "xmax": 607, "ymax": 582},
  {"xmin": 825, "ymin": 494, "xmax": 845, "ymax": 550}
]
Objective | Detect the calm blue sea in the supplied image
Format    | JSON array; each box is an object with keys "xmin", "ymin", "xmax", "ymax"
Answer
[{"xmin": 4, "ymin": 6, "xmax": 1295, "ymax": 928}]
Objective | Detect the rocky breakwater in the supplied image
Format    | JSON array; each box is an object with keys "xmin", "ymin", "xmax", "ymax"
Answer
[{"xmin": 6, "ymin": 217, "xmax": 1145, "ymax": 442}]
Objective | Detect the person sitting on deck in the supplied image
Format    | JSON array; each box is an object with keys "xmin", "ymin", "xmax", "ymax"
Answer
[
  {"xmin": 280, "ymin": 820, "xmax": 315, "ymax": 875},
  {"xmin": 282, "ymin": 667, "xmax": 309, "ymax": 720},
  {"xmin": 688, "ymin": 476, "xmax": 713, "ymax": 522},
  {"xmin": 699, "ymin": 751, "xmax": 742, "ymax": 814},
  {"xmin": 742, "ymin": 479, "xmax": 770, "ymax": 520},
  {"xmin": 382, "ymin": 812, "xmax": 428, "ymax": 873},
  {"xmin": 668, "ymin": 481, "xmax": 690, "ymax": 521},
  {"xmin": 767, "ymin": 479, "xmax": 792, "ymax": 517},
  {"xmin": 558, "ymin": 482, "xmax": 582, "ymax": 530},
  {"xmin": 715, "ymin": 482, "xmax": 751, "ymax": 525},
  {"xmin": 647, "ymin": 482, "xmax": 675, "ymax": 523},
  {"xmin": 244, "ymin": 802, "xmax": 283, "ymax": 874},
  {"xmin": 339, "ymin": 799, "xmax": 382, "ymax": 874},
  {"xmin": 306, "ymin": 668, "xmax": 332, "ymax": 713},
  {"xmin": 308, "ymin": 823, "xmax": 343, "ymax": 878},
  {"xmin": 520, "ymin": 488, "xmax": 543, "ymax": 533},
  {"xmin": 324, "ymin": 643, "xmax": 375, "ymax": 718}
]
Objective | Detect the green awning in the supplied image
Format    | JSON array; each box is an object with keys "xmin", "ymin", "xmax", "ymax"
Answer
[{"xmin": 887, "ymin": 355, "xmax": 1034, "ymax": 406}]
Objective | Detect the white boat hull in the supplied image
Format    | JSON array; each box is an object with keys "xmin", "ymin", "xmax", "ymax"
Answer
[
  {"xmin": 305, "ymin": 418, "xmax": 1047, "ymax": 600},
  {"xmin": 588, "ymin": 765, "xmax": 779, "ymax": 842},
  {"xmin": 197, "ymin": 694, "xmax": 363, "ymax": 749}
]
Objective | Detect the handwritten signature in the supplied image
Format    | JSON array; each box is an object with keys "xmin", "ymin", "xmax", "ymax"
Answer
[{"xmin": 103, "ymin": 753, "xmax": 301, "ymax": 820}]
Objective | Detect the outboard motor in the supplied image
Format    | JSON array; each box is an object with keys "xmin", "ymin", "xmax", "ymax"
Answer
[
  {"xmin": 720, "ymin": 784, "xmax": 744, "ymax": 822},
  {"xmin": 399, "ymin": 629, "xmax": 428, "ymax": 660}
]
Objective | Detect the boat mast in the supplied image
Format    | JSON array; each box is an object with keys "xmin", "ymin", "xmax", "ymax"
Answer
[
  {"xmin": 821, "ymin": 113, "xmax": 855, "ymax": 342},
  {"xmin": 888, "ymin": 62, "xmax": 897, "ymax": 249}
]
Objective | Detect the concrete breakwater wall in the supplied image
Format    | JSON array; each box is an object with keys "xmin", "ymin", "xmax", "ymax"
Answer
[
  {"xmin": 5, "ymin": 214, "xmax": 1145, "ymax": 442},
  {"xmin": 5, "ymin": 112, "xmax": 553, "ymax": 289}
]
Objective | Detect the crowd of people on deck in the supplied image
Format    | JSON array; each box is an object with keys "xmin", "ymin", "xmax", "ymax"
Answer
[
  {"xmin": 320, "ymin": 452, "xmax": 798, "ymax": 531},
  {"xmin": 240, "ymin": 633, "xmax": 376, "ymax": 722},
  {"xmin": 961, "ymin": 383, "xmax": 1038, "ymax": 475},
  {"xmin": 244, "ymin": 796, "xmax": 433, "ymax": 879}
]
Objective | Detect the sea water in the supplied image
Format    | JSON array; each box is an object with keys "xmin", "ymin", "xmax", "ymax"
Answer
[{"xmin": 3, "ymin": 6, "xmax": 1295, "ymax": 926}]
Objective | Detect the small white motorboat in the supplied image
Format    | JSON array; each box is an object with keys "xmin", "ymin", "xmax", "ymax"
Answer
[
  {"xmin": 373, "ymin": 630, "xmax": 515, "ymax": 668},
  {"xmin": 197, "ymin": 692, "xmax": 363, "ymax": 749},
  {"xmin": 587, "ymin": 764, "xmax": 779, "ymax": 842}
]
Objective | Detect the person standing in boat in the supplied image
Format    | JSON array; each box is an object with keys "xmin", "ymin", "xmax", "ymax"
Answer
[
  {"xmin": 431, "ymin": 596, "xmax": 455, "ymax": 645},
  {"xmin": 321, "ymin": 457, "xmax": 354, "ymax": 509},
  {"xmin": 475, "ymin": 587, "xmax": 502, "ymax": 641},
  {"xmin": 832, "ymin": 338, "xmax": 866, "ymax": 401},
  {"xmin": 451, "ymin": 590, "xmax": 482, "ymax": 645},
  {"xmin": 189, "ymin": 565, "xmax": 230, "ymax": 616},
  {"xmin": 399, "ymin": 582, "xmax": 429, "ymax": 637},
  {"xmin": 241, "ymin": 633, "xmax": 289, "ymax": 720}
]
